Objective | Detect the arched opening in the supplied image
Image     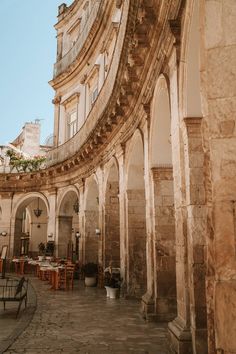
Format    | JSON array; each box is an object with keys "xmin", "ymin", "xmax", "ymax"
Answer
[
  {"xmin": 14, "ymin": 195, "xmax": 48, "ymax": 257},
  {"xmin": 58, "ymin": 189, "xmax": 80, "ymax": 259},
  {"xmin": 84, "ymin": 177, "xmax": 99, "ymax": 263},
  {"xmin": 126, "ymin": 131, "xmax": 147, "ymax": 297},
  {"xmin": 150, "ymin": 75, "xmax": 176, "ymax": 320},
  {"xmin": 104, "ymin": 161, "xmax": 120, "ymax": 267}
]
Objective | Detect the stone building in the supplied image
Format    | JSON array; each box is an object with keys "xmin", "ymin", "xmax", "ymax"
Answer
[
  {"xmin": 0, "ymin": 120, "xmax": 51, "ymax": 172},
  {"xmin": 0, "ymin": 0, "xmax": 236, "ymax": 353}
]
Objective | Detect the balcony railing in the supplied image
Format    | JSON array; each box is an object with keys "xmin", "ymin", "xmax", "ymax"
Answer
[
  {"xmin": 53, "ymin": 0, "xmax": 102, "ymax": 78},
  {"xmin": 47, "ymin": 0, "xmax": 129, "ymax": 167}
]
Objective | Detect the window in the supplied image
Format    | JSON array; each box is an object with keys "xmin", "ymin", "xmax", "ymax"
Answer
[
  {"xmin": 90, "ymin": 86, "xmax": 98, "ymax": 106},
  {"xmin": 68, "ymin": 111, "xmax": 77, "ymax": 139}
]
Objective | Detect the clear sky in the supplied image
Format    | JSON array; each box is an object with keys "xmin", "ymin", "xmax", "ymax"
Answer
[{"xmin": 0, "ymin": 0, "xmax": 72, "ymax": 146}]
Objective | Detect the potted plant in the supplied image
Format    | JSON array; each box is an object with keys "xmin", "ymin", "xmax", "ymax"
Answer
[
  {"xmin": 38, "ymin": 242, "xmax": 45, "ymax": 261},
  {"xmin": 104, "ymin": 269, "xmax": 121, "ymax": 298},
  {"xmin": 82, "ymin": 262, "xmax": 98, "ymax": 287},
  {"xmin": 45, "ymin": 241, "xmax": 55, "ymax": 256}
]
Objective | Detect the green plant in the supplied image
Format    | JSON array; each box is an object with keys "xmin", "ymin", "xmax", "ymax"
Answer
[
  {"xmin": 45, "ymin": 241, "xmax": 55, "ymax": 256},
  {"xmin": 82, "ymin": 262, "xmax": 98, "ymax": 277},
  {"xmin": 38, "ymin": 242, "xmax": 46, "ymax": 255},
  {"xmin": 6, "ymin": 149, "xmax": 46, "ymax": 173}
]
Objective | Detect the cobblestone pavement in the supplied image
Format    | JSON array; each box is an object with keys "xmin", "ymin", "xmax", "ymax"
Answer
[{"xmin": 4, "ymin": 277, "xmax": 170, "ymax": 354}]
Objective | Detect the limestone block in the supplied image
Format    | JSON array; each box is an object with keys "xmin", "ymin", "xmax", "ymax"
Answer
[
  {"xmin": 205, "ymin": 1, "xmax": 223, "ymax": 49},
  {"xmin": 207, "ymin": 45, "xmax": 236, "ymax": 99},
  {"xmin": 214, "ymin": 202, "xmax": 236, "ymax": 278},
  {"xmin": 223, "ymin": 0, "xmax": 236, "ymax": 46},
  {"xmin": 186, "ymin": 183, "xmax": 206, "ymax": 205},
  {"xmin": 210, "ymin": 137, "xmax": 236, "ymax": 183},
  {"xmin": 215, "ymin": 280, "xmax": 236, "ymax": 352},
  {"xmin": 188, "ymin": 152, "xmax": 204, "ymax": 168}
]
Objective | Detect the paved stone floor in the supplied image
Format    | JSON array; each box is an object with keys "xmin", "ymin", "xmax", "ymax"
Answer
[{"xmin": 2, "ymin": 276, "xmax": 170, "ymax": 354}]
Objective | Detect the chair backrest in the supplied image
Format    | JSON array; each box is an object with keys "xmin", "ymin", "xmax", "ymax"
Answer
[{"xmin": 15, "ymin": 277, "xmax": 25, "ymax": 297}]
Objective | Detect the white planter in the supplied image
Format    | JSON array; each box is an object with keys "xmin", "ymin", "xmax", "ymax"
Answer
[
  {"xmin": 108, "ymin": 287, "xmax": 119, "ymax": 299},
  {"xmin": 85, "ymin": 276, "xmax": 97, "ymax": 287},
  {"xmin": 105, "ymin": 286, "xmax": 110, "ymax": 297}
]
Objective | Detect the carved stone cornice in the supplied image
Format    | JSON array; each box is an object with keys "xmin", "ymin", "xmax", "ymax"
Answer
[{"xmin": 151, "ymin": 165, "xmax": 173, "ymax": 181}]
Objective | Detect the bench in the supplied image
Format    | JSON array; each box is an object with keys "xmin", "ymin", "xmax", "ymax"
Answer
[{"xmin": 0, "ymin": 277, "xmax": 28, "ymax": 318}]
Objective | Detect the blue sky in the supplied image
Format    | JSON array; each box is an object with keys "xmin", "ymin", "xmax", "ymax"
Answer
[{"xmin": 0, "ymin": 0, "xmax": 72, "ymax": 146}]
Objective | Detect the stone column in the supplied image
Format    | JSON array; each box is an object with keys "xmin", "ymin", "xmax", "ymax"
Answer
[
  {"xmin": 57, "ymin": 215, "xmax": 72, "ymax": 258},
  {"xmin": 47, "ymin": 189, "xmax": 57, "ymax": 243},
  {"xmin": 168, "ymin": 49, "xmax": 192, "ymax": 353},
  {"xmin": 126, "ymin": 188, "xmax": 146, "ymax": 298},
  {"xmin": 0, "ymin": 193, "xmax": 13, "ymax": 256},
  {"xmin": 152, "ymin": 166, "xmax": 176, "ymax": 322},
  {"xmin": 141, "ymin": 115, "xmax": 155, "ymax": 319},
  {"xmin": 52, "ymin": 96, "xmax": 61, "ymax": 147},
  {"xmin": 183, "ymin": 117, "xmax": 207, "ymax": 354},
  {"xmin": 116, "ymin": 145, "xmax": 127, "ymax": 288}
]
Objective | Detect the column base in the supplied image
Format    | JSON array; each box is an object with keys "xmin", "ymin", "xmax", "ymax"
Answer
[
  {"xmin": 168, "ymin": 317, "xmax": 193, "ymax": 354},
  {"xmin": 141, "ymin": 292, "xmax": 155, "ymax": 320}
]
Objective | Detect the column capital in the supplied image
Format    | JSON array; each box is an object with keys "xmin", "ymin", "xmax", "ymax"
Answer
[
  {"xmin": 184, "ymin": 117, "xmax": 203, "ymax": 137},
  {"xmin": 151, "ymin": 165, "xmax": 173, "ymax": 181}
]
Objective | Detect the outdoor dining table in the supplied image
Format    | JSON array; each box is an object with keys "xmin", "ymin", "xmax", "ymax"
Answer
[{"xmin": 12, "ymin": 258, "xmax": 31, "ymax": 275}]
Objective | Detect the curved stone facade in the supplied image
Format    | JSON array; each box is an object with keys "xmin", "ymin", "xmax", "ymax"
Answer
[{"xmin": 1, "ymin": 0, "xmax": 236, "ymax": 353}]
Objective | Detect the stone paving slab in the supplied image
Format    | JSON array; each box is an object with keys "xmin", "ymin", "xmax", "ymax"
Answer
[{"xmin": 3, "ymin": 277, "xmax": 170, "ymax": 354}]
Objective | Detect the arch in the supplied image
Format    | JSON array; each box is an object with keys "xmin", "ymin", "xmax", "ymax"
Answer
[
  {"xmin": 13, "ymin": 193, "xmax": 49, "ymax": 257},
  {"xmin": 57, "ymin": 185, "xmax": 80, "ymax": 217},
  {"xmin": 150, "ymin": 74, "xmax": 172, "ymax": 166},
  {"xmin": 103, "ymin": 156, "xmax": 119, "ymax": 191},
  {"xmin": 57, "ymin": 187, "xmax": 80, "ymax": 259},
  {"xmin": 126, "ymin": 129, "xmax": 145, "ymax": 190},
  {"xmin": 104, "ymin": 160, "xmax": 120, "ymax": 267},
  {"xmin": 149, "ymin": 74, "xmax": 176, "ymax": 320},
  {"xmin": 126, "ymin": 129, "xmax": 147, "ymax": 297},
  {"xmin": 12, "ymin": 192, "xmax": 50, "ymax": 220},
  {"xmin": 84, "ymin": 176, "xmax": 99, "ymax": 263}
]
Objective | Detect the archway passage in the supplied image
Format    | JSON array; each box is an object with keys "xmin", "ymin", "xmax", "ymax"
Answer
[
  {"xmin": 127, "ymin": 132, "xmax": 147, "ymax": 297},
  {"xmin": 58, "ymin": 190, "xmax": 79, "ymax": 259},
  {"xmin": 150, "ymin": 75, "xmax": 176, "ymax": 320},
  {"xmin": 84, "ymin": 178, "xmax": 99, "ymax": 263},
  {"xmin": 104, "ymin": 162, "xmax": 120, "ymax": 267},
  {"xmin": 14, "ymin": 195, "xmax": 48, "ymax": 257}
]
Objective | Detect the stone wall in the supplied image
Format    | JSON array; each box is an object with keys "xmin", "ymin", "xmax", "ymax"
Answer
[
  {"xmin": 84, "ymin": 210, "xmax": 99, "ymax": 263},
  {"xmin": 127, "ymin": 189, "xmax": 147, "ymax": 297},
  {"xmin": 105, "ymin": 181, "xmax": 120, "ymax": 267},
  {"xmin": 152, "ymin": 167, "xmax": 176, "ymax": 321},
  {"xmin": 58, "ymin": 215, "xmax": 72, "ymax": 258}
]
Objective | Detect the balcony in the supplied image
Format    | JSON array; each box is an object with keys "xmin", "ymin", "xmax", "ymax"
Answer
[{"xmin": 53, "ymin": 0, "xmax": 102, "ymax": 78}]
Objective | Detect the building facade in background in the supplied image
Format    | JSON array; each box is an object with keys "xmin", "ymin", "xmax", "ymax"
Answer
[{"xmin": 0, "ymin": 0, "xmax": 236, "ymax": 353}]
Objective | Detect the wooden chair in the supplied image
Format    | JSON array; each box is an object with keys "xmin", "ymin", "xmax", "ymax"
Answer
[
  {"xmin": 66, "ymin": 264, "xmax": 75, "ymax": 290},
  {"xmin": 58, "ymin": 268, "xmax": 66, "ymax": 290}
]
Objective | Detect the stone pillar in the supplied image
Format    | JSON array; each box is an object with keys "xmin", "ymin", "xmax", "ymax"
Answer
[
  {"xmin": 56, "ymin": 32, "xmax": 63, "ymax": 61},
  {"xmin": 126, "ymin": 189, "xmax": 147, "ymax": 298},
  {"xmin": 141, "ymin": 115, "xmax": 155, "ymax": 319},
  {"xmin": 168, "ymin": 49, "xmax": 192, "ymax": 354},
  {"xmin": 52, "ymin": 96, "xmax": 61, "ymax": 147},
  {"xmin": 152, "ymin": 166, "xmax": 176, "ymax": 322},
  {"xmin": 57, "ymin": 215, "xmax": 72, "ymax": 258},
  {"xmin": 183, "ymin": 117, "xmax": 207, "ymax": 354},
  {"xmin": 104, "ymin": 181, "xmax": 120, "ymax": 267},
  {"xmin": 47, "ymin": 189, "xmax": 57, "ymax": 243},
  {"xmin": 0, "ymin": 193, "xmax": 13, "ymax": 256},
  {"xmin": 116, "ymin": 145, "xmax": 127, "ymax": 287},
  {"xmin": 84, "ymin": 210, "xmax": 99, "ymax": 263}
]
